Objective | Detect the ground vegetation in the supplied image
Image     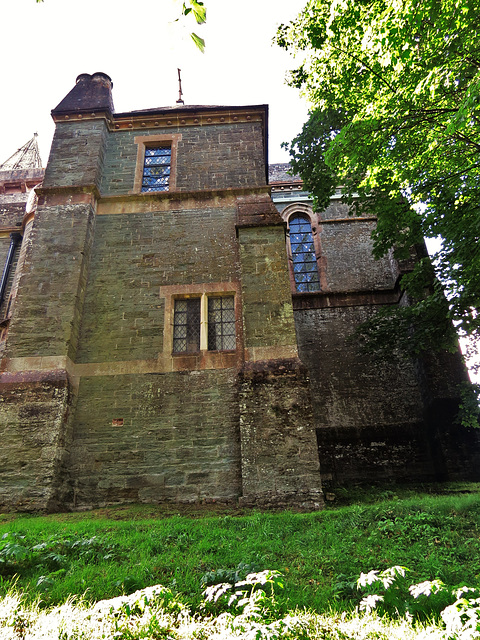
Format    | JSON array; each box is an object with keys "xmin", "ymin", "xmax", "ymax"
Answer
[{"xmin": 1, "ymin": 486, "xmax": 480, "ymax": 637}]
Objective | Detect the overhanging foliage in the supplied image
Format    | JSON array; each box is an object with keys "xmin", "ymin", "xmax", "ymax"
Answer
[{"xmin": 277, "ymin": 0, "xmax": 480, "ymax": 363}]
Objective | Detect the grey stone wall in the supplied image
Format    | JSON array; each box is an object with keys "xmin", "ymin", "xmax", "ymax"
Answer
[
  {"xmin": 76, "ymin": 206, "xmax": 239, "ymax": 363},
  {"xmin": 44, "ymin": 120, "xmax": 109, "ymax": 190},
  {"xmin": 239, "ymin": 358, "xmax": 323, "ymax": 510},
  {"xmin": 67, "ymin": 369, "xmax": 242, "ymax": 507},
  {"xmin": 237, "ymin": 225, "xmax": 297, "ymax": 350},
  {"xmin": 294, "ymin": 305, "xmax": 433, "ymax": 485},
  {"xmin": 2, "ymin": 86, "xmax": 478, "ymax": 513},
  {"xmin": 320, "ymin": 219, "xmax": 394, "ymax": 292},
  {"xmin": 0, "ymin": 370, "xmax": 74, "ymax": 511},
  {"xmin": 100, "ymin": 122, "xmax": 266, "ymax": 196},
  {"xmin": 5, "ymin": 203, "xmax": 96, "ymax": 360}
]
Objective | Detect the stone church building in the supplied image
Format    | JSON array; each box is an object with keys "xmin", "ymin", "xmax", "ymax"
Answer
[{"xmin": 0, "ymin": 72, "xmax": 478, "ymax": 512}]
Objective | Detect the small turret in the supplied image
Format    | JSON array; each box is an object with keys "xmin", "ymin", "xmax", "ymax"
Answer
[{"xmin": 51, "ymin": 72, "xmax": 114, "ymax": 116}]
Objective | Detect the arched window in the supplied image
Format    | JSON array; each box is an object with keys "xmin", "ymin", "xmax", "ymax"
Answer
[{"xmin": 288, "ymin": 214, "xmax": 321, "ymax": 292}]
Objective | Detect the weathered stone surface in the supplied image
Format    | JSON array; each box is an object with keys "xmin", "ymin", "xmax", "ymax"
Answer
[
  {"xmin": 238, "ymin": 358, "xmax": 323, "ymax": 510},
  {"xmin": 0, "ymin": 370, "xmax": 75, "ymax": 511},
  {"xmin": 100, "ymin": 121, "xmax": 266, "ymax": 196},
  {"xmin": 66, "ymin": 369, "xmax": 242, "ymax": 508},
  {"xmin": 76, "ymin": 205, "xmax": 238, "ymax": 363},
  {"xmin": 320, "ymin": 218, "xmax": 394, "ymax": 292},
  {"xmin": 5, "ymin": 202, "xmax": 96, "ymax": 361},
  {"xmin": 0, "ymin": 78, "xmax": 477, "ymax": 513},
  {"xmin": 44, "ymin": 119, "xmax": 108, "ymax": 191},
  {"xmin": 237, "ymin": 225, "xmax": 297, "ymax": 351}
]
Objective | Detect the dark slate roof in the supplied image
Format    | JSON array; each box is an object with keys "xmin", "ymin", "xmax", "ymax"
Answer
[
  {"xmin": 114, "ymin": 104, "xmax": 268, "ymax": 118},
  {"xmin": 52, "ymin": 73, "xmax": 114, "ymax": 115}
]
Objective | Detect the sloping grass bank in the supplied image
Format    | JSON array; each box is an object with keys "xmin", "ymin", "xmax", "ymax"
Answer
[{"xmin": 0, "ymin": 484, "xmax": 480, "ymax": 638}]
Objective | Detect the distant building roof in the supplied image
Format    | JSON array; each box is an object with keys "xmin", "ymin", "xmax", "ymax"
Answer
[
  {"xmin": 268, "ymin": 163, "xmax": 301, "ymax": 184},
  {"xmin": 0, "ymin": 135, "xmax": 42, "ymax": 171}
]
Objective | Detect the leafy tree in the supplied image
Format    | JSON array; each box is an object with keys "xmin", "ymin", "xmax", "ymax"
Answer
[{"xmin": 276, "ymin": 0, "xmax": 480, "ymax": 364}]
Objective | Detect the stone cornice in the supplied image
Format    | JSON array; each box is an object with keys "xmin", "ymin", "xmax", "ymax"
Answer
[
  {"xmin": 25, "ymin": 184, "xmax": 279, "ymax": 214},
  {"xmin": 320, "ymin": 216, "xmax": 377, "ymax": 224},
  {"xmin": 112, "ymin": 105, "xmax": 266, "ymax": 132},
  {"xmin": 0, "ymin": 174, "xmax": 44, "ymax": 194},
  {"xmin": 36, "ymin": 184, "xmax": 100, "ymax": 207},
  {"xmin": 51, "ymin": 111, "xmax": 111, "ymax": 125},
  {"xmin": 52, "ymin": 105, "xmax": 267, "ymax": 133}
]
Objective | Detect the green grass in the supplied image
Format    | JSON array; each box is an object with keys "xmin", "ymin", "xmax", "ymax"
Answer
[{"xmin": 1, "ymin": 483, "xmax": 480, "ymax": 615}]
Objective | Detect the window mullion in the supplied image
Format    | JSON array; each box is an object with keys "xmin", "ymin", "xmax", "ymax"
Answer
[{"xmin": 200, "ymin": 293, "xmax": 208, "ymax": 351}]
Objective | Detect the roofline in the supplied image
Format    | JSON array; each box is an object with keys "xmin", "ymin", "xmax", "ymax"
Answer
[
  {"xmin": 52, "ymin": 103, "xmax": 270, "ymax": 186},
  {"xmin": 113, "ymin": 103, "xmax": 269, "ymax": 118}
]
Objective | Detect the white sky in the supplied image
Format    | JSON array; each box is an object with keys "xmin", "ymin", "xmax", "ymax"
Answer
[{"xmin": 0, "ymin": 0, "xmax": 309, "ymax": 166}]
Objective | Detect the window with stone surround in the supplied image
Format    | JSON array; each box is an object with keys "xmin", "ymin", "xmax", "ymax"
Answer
[
  {"xmin": 141, "ymin": 146, "xmax": 171, "ymax": 192},
  {"xmin": 207, "ymin": 296, "xmax": 236, "ymax": 351},
  {"xmin": 0, "ymin": 232, "xmax": 22, "ymax": 318},
  {"xmin": 280, "ymin": 203, "xmax": 324, "ymax": 294},
  {"xmin": 288, "ymin": 214, "xmax": 321, "ymax": 292},
  {"xmin": 172, "ymin": 294, "xmax": 236, "ymax": 354},
  {"xmin": 132, "ymin": 134, "xmax": 181, "ymax": 194}
]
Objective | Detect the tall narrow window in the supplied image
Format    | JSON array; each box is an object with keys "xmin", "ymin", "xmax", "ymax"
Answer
[
  {"xmin": 0, "ymin": 232, "xmax": 22, "ymax": 316},
  {"xmin": 208, "ymin": 296, "xmax": 236, "ymax": 351},
  {"xmin": 289, "ymin": 215, "xmax": 321, "ymax": 292},
  {"xmin": 173, "ymin": 298, "xmax": 201, "ymax": 352},
  {"xmin": 141, "ymin": 146, "xmax": 171, "ymax": 192}
]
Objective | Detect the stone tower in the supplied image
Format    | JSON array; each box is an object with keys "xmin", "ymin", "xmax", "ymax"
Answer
[{"xmin": 0, "ymin": 73, "xmax": 322, "ymax": 511}]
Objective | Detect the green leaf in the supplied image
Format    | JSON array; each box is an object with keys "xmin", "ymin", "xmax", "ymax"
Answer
[
  {"xmin": 183, "ymin": 0, "xmax": 206, "ymax": 24},
  {"xmin": 191, "ymin": 32, "xmax": 205, "ymax": 53},
  {"xmin": 190, "ymin": 0, "xmax": 206, "ymax": 24}
]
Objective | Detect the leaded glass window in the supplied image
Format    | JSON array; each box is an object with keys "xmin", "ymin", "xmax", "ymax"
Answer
[
  {"xmin": 289, "ymin": 215, "xmax": 321, "ymax": 292},
  {"xmin": 208, "ymin": 296, "xmax": 236, "ymax": 351},
  {"xmin": 173, "ymin": 298, "xmax": 201, "ymax": 352},
  {"xmin": 141, "ymin": 147, "xmax": 171, "ymax": 192},
  {"xmin": 0, "ymin": 233, "xmax": 21, "ymax": 316}
]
